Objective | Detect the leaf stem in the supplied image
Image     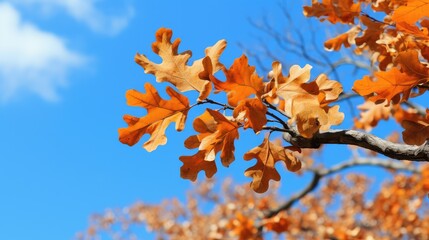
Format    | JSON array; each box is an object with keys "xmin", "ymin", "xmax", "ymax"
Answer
[{"xmin": 198, "ymin": 98, "xmax": 234, "ymax": 110}]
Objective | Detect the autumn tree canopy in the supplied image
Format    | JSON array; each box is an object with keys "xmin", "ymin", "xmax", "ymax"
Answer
[{"xmin": 78, "ymin": 0, "xmax": 429, "ymax": 239}]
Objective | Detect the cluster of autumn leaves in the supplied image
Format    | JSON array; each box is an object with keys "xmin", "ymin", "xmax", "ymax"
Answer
[
  {"xmin": 119, "ymin": 0, "xmax": 429, "ymax": 193},
  {"xmin": 118, "ymin": 27, "xmax": 346, "ymax": 193},
  {"xmin": 305, "ymin": 0, "xmax": 429, "ymax": 144}
]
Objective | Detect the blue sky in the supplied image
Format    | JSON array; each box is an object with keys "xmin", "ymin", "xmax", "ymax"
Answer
[{"xmin": 0, "ymin": 1, "xmax": 408, "ymax": 239}]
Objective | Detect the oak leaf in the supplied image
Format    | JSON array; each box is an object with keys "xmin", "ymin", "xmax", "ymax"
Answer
[
  {"xmin": 400, "ymin": 109, "xmax": 429, "ymax": 145},
  {"xmin": 292, "ymin": 98, "xmax": 344, "ymax": 138},
  {"xmin": 392, "ymin": 0, "xmax": 429, "ymax": 25},
  {"xmin": 394, "ymin": 50, "xmax": 429, "ymax": 78},
  {"xmin": 179, "ymin": 151, "xmax": 217, "ymax": 181},
  {"xmin": 233, "ymin": 99, "xmax": 267, "ymax": 133},
  {"xmin": 210, "ymin": 55, "xmax": 264, "ymax": 106},
  {"xmin": 355, "ymin": 15, "xmax": 386, "ymax": 53},
  {"xmin": 244, "ymin": 138, "xmax": 301, "ymax": 193},
  {"xmin": 393, "ymin": 105, "xmax": 423, "ymax": 123},
  {"xmin": 118, "ymin": 83, "xmax": 190, "ymax": 152},
  {"xmin": 396, "ymin": 21, "xmax": 429, "ymax": 40},
  {"xmin": 353, "ymin": 67, "xmax": 422, "ymax": 104},
  {"xmin": 303, "ymin": 0, "xmax": 361, "ymax": 24},
  {"xmin": 354, "ymin": 100, "xmax": 391, "ymax": 131},
  {"xmin": 401, "ymin": 120, "xmax": 429, "ymax": 145},
  {"xmin": 268, "ymin": 63, "xmax": 313, "ymax": 117},
  {"xmin": 324, "ymin": 26, "xmax": 360, "ymax": 51},
  {"xmin": 268, "ymin": 62, "xmax": 344, "ymax": 138},
  {"xmin": 183, "ymin": 109, "xmax": 239, "ymax": 167},
  {"xmin": 135, "ymin": 28, "xmax": 226, "ymax": 100}
]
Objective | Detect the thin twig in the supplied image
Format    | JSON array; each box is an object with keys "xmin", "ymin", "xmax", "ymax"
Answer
[{"xmin": 201, "ymin": 98, "xmax": 234, "ymax": 110}]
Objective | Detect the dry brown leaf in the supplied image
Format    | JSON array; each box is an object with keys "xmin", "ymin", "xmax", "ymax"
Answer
[
  {"xmin": 179, "ymin": 151, "xmax": 217, "ymax": 181},
  {"xmin": 401, "ymin": 118, "xmax": 429, "ymax": 145},
  {"xmin": 244, "ymin": 137, "xmax": 301, "ymax": 193}
]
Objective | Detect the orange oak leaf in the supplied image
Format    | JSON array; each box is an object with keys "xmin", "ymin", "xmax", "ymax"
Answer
[
  {"xmin": 354, "ymin": 100, "xmax": 391, "ymax": 131},
  {"xmin": 325, "ymin": 32, "xmax": 351, "ymax": 51},
  {"xmin": 396, "ymin": 21, "xmax": 429, "ymax": 40},
  {"xmin": 210, "ymin": 55, "xmax": 264, "ymax": 106},
  {"xmin": 135, "ymin": 28, "xmax": 226, "ymax": 100},
  {"xmin": 118, "ymin": 83, "xmax": 190, "ymax": 152},
  {"xmin": 303, "ymin": 0, "xmax": 361, "ymax": 24},
  {"xmin": 233, "ymin": 99, "xmax": 267, "ymax": 133},
  {"xmin": 353, "ymin": 67, "xmax": 422, "ymax": 104},
  {"xmin": 183, "ymin": 109, "xmax": 239, "ymax": 167},
  {"xmin": 394, "ymin": 50, "xmax": 429, "ymax": 78},
  {"xmin": 244, "ymin": 138, "xmax": 301, "ymax": 193},
  {"xmin": 179, "ymin": 151, "xmax": 217, "ymax": 181},
  {"xmin": 392, "ymin": 0, "xmax": 429, "ymax": 25}
]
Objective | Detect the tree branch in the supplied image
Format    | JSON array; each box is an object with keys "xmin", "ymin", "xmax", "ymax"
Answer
[
  {"xmin": 264, "ymin": 173, "xmax": 321, "ymax": 219},
  {"xmin": 283, "ymin": 129, "xmax": 429, "ymax": 162},
  {"xmin": 317, "ymin": 157, "xmax": 420, "ymax": 176},
  {"xmin": 263, "ymin": 156, "xmax": 421, "ymax": 220}
]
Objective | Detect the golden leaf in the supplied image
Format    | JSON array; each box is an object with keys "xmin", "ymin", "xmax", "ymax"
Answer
[{"xmin": 135, "ymin": 28, "xmax": 226, "ymax": 100}]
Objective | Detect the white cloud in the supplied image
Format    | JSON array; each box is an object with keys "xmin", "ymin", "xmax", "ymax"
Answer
[
  {"xmin": 11, "ymin": 0, "xmax": 134, "ymax": 35},
  {"xmin": 0, "ymin": 2, "xmax": 85, "ymax": 102}
]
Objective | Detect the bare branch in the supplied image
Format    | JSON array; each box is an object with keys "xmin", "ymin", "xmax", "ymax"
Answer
[
  {"xmin": 318, "ymin": 157, "xmax": 421, "ymax": 176},
  {"xmin": 264, "ymin": 173, "xmax": 321, "ymax": 219},
  {"xmin": 283, "ymin": 129, "xmax": 429, "ymax": 162},
  {"xmin": 263, "ymin": 156, "xmax": 421, "ymax": 219},
  {"xmin": 329, "ymin": 57, "xmax": 372, "ymax": 73}
]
